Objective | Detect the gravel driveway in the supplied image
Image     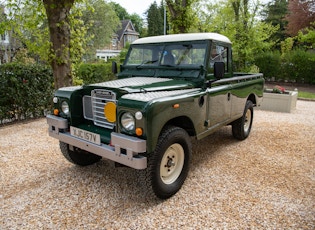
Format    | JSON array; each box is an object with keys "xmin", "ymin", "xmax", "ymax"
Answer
[{"xmin": 1, "ymin": 101, "xmax": 314, "ymax": 229}]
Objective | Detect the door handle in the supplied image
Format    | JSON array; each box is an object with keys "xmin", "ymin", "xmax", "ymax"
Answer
[{"xmin": 227, "ymin": 92, "xmax": 231, "ymax": 101}]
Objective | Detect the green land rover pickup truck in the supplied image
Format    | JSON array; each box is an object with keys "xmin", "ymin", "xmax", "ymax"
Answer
[{"xmin": 47, "ymin": 33, "xmax": 264, "ymax": 199}]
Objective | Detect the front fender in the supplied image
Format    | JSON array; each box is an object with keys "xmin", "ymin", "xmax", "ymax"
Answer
[{"xmin": 145, "ymin": 91, "xmax": 206, "ymax": 153}]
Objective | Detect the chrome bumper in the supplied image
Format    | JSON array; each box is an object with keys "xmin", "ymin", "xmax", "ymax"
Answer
[{"xmin": 46, "ymin": 115, "xmax": 147, "ymax": 169}]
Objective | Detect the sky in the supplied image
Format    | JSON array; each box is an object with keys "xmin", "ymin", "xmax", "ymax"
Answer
[{"xmin": 111, "ymin": 0, "xmax": 157, "ymax": 17}]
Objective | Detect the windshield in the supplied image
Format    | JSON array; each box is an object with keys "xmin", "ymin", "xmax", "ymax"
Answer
[{"xmin": 125, "ymin": 43, "xmax": 207, "ymax": 68}]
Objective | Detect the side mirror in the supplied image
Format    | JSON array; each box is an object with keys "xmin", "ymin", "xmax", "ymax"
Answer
[
  {"xmin": 214, "ymin": 62, "xmax": 225, "ymax": 80},
  {"xmin": 112, "ymin": 61, "xmax": 118, "ymax": 74}
]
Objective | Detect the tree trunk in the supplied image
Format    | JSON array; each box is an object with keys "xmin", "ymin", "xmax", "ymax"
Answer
[{"xmin": 43, "ymin": 0, "xmax": 75, "ymax": 89}]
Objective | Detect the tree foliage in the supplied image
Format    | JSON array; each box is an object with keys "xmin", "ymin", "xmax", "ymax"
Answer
[
  {"xmin": 109, "ymin": 2, "xmax": 129, "ymax": 20},
  {"xmin": 166, "ymin": 0, "xmax": 199, "ymax": 33},
  {"xmin": 81, "ymin": 0, "xmax": 120, "ymax": 61},
  {"xmin": 5, "ymin": 0, "xmax": 120, "ymax": 89},
  {"xmin": 197, "ymin": 0, "xmax": 278, "ymax": 71},
  {"xmin": 297, "ymin": 22, "xmax": 315, "ymax": 48},
  {"xmin": 262, "ymin": 0, "xmax": 288, "ymax": 49}
]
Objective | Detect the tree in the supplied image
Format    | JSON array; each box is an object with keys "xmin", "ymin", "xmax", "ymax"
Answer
[
  {"xmin": 147, "ymin": 1, "xmax": 164, "ymax": 36},
  {"xmin": 43, "ymin": 0, "xmax": 75, "ymax": 88},
  {"xmin": 166, "ymin": 0, "xmax": 199, "ymax": 33},
  {"xmin": 262, "ymin": 0, "xmax": 288, "ymax": 49},
  {"xmin": 81, "ymin": 0, "xmax": 120, "ymax": 61},
  {"xmin": 286, "ymin": 0, "xmax": 315, "ymax": 36},
  {"xmin": 109, "ymin": 2, "xmax": 129, "ymax": 20}
]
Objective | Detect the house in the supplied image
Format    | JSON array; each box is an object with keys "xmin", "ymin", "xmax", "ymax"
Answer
[{"xmin": 96, "ymin": 20, "xmax": 139, "ymax": 62}]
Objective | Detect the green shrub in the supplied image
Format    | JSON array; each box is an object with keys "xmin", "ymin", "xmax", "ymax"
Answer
[
  {"xmin": 281, "ymin": 49, "xmax": 315, "ymax": 84},
  {"xmin": 0, "ymin": 63, "xmax": 53, "ymax": 124},
  {"xmin": 77, "ymin": 63, "xmax": 116, "ymax": 85},
  {"xmin": 254, "ymin": 49, "xmax": 315, "ymax": 84},
  {"xmin": 254, "ymin": 51, "xmax": 281, "ymax": 80}
]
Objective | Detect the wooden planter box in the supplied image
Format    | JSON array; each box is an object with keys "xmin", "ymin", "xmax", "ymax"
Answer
[{"xmin": 259, "ymin": 90, "xmax": 298, "ymax": 113}]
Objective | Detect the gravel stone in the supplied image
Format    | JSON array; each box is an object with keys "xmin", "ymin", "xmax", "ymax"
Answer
[{"xmin": 1, "ymin": 101, "xmax": 314, "ymax": 229}]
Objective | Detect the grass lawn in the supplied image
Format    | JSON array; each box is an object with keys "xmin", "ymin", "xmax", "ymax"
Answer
[{"xmin": 298, "ymin": 91, "xmax": 315, "ymax": 99}]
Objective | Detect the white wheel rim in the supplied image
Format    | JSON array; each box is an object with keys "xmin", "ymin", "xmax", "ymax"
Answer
[
  {"xmin": 244, "ymin": 109, "xmax": 252, "ymax": 132},
  {"xmin": 160, "ymin": 143, "xmax": 185, "ymax": 185}
]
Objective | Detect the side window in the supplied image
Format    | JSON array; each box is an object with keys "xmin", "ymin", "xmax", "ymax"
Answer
[{"xmin": 208, "ymin": 43, "xmax": 228, "ymax": 73}]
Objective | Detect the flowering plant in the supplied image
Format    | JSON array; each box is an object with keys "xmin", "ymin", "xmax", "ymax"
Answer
[{"xmin": 272, "ymin": 85, "xmax": 286, "ymax": 94}]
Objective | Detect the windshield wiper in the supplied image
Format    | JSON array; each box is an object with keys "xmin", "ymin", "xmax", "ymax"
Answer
[
  {"xmin": 136, "ymin": 60, "xmax": 158, "ymax": 68},
  {"xmin": 159, "ymin": 64, "xmax": 175, "ymax": 67}
]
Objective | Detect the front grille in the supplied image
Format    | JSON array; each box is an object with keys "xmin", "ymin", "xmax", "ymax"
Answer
[{"xmin": 83, "ymin": 89, "xmax": 116, "ymax": 129}]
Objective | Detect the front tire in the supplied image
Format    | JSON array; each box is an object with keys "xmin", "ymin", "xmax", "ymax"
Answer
[
  {"xmin": 146, "ymin": 126, "xmax": 192, "ymax": 199},
  {"xmin": 232, "ymin": 100, "xmax": 254, "ymax": 140},
  {"xmin": 59, "ymin": 142, "xmax": 102, "ymax": 166}
]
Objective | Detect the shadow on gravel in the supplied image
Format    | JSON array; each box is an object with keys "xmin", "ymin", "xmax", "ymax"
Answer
[
  {"xmin": 52, "ymin": 158, "xmax": 163, "ymax": 207},
  {"xmin": 46, "ymin": 126, "xmax": 239, "ymax": 211},
  {"xmin": 190, "ymin": 126, "xmax": 237, "ymax": 168}
]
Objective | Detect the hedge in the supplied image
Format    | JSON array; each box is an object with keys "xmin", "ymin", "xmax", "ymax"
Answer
[
  {"xmin": 254, "ymin": 49, "xmax": 315, "ymax": 84},
  {"xmin": 281, "ymin": 50, "xmax": 315, "ymax": 84},
  {"xmin": 0, "ymin": 63, "xmax": 54, "ymax": 124},
  {"xmin": 76, "ymin": 63, "xmax": 116, "ymax": 85},
  {"xmin": 0, "ymin": 62, "xmax": 118, "ymax": 124}
]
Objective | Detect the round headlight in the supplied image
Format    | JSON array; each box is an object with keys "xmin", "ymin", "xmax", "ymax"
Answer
[
  {"xmin": 121, "ymin": 112, "xmax": 135, "ymax": 131},
  {"xmin": 61, "ymin": 101, "xmax": 69, "ymax": 115}
]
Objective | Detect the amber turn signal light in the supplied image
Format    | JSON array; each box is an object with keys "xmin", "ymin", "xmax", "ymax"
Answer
[
  {"xmin": 53, "ymin": 109, "xmax": 59, "ymax": 116},
  {"xmin": 136, "ymin": 128, "xmax": 143, "ymax": 136}
]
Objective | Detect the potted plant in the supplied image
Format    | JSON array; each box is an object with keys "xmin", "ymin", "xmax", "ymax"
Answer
[{"xmin": 260, "ymin": 85, "xmax": 298, "ymax": 113}]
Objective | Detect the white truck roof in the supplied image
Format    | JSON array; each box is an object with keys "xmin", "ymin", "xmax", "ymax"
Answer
[{"xmin": 132, "ymin": 33, "xmax": 231, "ymax": 45}]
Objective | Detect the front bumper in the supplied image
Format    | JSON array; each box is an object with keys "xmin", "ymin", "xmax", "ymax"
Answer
[{"xmin": 46, "ymin": 115, "xmax": 147, "ymax": 169}]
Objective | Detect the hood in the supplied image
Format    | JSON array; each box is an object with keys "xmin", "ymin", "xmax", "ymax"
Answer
[{"xmin": 90, "ymin": 77, "xmax": 195, "ymax": 93}]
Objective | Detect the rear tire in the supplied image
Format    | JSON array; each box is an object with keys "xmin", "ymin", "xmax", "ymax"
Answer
[
  {"xmin": 232, "ymin": 100, "xmax": 254, "ymax": 140},
  {"xmin": 145, "ymin": 126, "xmax": 192, "ymax": 199},
  {"xmin": 59, "ymin": 141, "xmax": 102, "ymax": 166}
]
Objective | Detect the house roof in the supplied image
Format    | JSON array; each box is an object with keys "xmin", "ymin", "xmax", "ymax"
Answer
[{"xmin": 117, "ymin": 20, "xmax": 139, "ymax": 41}]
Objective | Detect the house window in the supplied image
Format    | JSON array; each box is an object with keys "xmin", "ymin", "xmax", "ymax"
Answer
[{"xmin": 112, "ymin": 38, "xmax": 117, "ymax": 47}]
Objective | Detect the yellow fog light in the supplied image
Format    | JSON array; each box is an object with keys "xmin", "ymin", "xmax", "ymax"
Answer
[{"xmin": 104, "ymin": 102, "xmax": 116, "ymax": 123}]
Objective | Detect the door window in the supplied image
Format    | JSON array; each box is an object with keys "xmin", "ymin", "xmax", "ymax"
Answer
[{"xmin": 208, "ymin": 44, "xmax": 228, "ymax": 73}]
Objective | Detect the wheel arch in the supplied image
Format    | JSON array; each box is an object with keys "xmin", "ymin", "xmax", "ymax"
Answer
[
  {"xmin": 247, "ymin": 93, "xmax": 257, "ymax": 106},
  {"xmin": 163, "ymin": 116, "xmax": 196, "ymax": 137}
]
